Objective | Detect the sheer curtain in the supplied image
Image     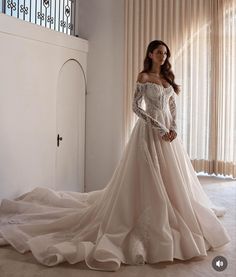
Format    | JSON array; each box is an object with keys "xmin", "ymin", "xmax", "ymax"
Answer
[{"xmin": 124, "ymin": 0, "xmax": 236, "ymax": 178}]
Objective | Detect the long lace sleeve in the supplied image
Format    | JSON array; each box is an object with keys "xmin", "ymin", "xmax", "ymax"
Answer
[
  {"xmin": 169, "ymin": 93, "xmax": 177, "ymax": 132},
  {"xmin": 132, "ymin": 83, "xmax": 169, "ymax": 137}
]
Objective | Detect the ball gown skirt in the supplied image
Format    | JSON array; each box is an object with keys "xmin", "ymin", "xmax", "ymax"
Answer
[{"xmin": 0, "ymin": 82, "xmax": 230, "ymax": 271}]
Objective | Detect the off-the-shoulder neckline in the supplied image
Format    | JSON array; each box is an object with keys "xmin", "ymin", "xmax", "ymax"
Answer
[{"xmin": 136, "ymin": 81, "xmax": 171, "ymax": 90}]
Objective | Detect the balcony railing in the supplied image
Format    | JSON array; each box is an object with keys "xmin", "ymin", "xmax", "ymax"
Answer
[{"xmin": 1, "ymin": 0, "xmax": 76, "ymax": 36}]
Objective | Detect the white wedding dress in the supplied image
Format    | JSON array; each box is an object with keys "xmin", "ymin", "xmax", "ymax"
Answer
[{"xmin": 0, "ymin": 82, "xmax": 230, "ymax": 271}]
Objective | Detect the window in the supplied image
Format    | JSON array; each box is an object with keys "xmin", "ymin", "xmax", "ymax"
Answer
[{"xmin": 1, "ymin": 0, "xmax": 76, "ymax": 36}]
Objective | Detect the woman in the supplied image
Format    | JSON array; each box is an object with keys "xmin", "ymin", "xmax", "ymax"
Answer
[{"xmin": 0, "ymin": 40, "xmax": 230, "ymax": 272}]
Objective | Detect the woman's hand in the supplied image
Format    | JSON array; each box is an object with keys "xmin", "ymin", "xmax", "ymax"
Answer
[
  {"xmin": 162, "ymin": 132, "xmax": 170, "ymax": 141},
  {"xmin": 161, "ymin": 130, "xmax": 177, "ymax": 142},
  {"xmin": 169, "ymin": 130, "xmax": 177, "ymax": 142}
]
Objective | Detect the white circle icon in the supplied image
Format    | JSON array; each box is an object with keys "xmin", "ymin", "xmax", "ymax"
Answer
[{"xmin": 212, "ymin": 256, "xmax": 228, "ymax": 272}]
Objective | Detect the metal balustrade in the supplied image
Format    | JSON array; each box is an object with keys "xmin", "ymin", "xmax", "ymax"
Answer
[{"xmin": 1, "ymin": 0, "xmax": 76, "ymax": 36}]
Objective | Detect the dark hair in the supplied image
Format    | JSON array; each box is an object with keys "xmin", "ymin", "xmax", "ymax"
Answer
[{"xmin": 141, "ymin": 40, "xmax": 180, "ymax": 94}]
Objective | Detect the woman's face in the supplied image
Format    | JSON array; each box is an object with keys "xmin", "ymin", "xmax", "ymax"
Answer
[{"xmin": 149, "ymin": 45, "xmax": 167, "ymax": 66}]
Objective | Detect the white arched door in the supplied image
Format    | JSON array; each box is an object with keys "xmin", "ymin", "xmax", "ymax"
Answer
[{"xmin": 56, "ymin": 60, "xmax": 85, "ymax": 192}]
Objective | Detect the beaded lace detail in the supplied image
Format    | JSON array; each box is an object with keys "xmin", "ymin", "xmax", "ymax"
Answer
[
  {"xmin": 169, "ymin": 94, "xmax": 177, "ymax": 132},
  {"xmin": 132, "ymin": 82, "xmax": 177, "ymax": 136}
]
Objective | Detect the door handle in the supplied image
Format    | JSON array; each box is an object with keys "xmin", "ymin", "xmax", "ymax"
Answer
[{"xmin": 57, "ymin": 134, "xmax": 63, "ymax": 147}]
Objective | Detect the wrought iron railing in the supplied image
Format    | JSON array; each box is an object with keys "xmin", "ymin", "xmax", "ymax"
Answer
[{"xmin": 1, "ymin": 0, "xmax": 76, "ymax": 36}]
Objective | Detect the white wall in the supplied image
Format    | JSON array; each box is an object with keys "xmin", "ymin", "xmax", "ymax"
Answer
[
  {"xmin": 0, "ymin": 14, "xmax": 88, "ymax": 199},
  {"xmin": 78, "ymin": 0, "xmax": 125, "ymax": 191}
]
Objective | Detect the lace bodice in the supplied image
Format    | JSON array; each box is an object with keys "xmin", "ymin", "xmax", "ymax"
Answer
[{"xmin": 132, "ymin": 82, "xmax": 177, "ymax": 137}]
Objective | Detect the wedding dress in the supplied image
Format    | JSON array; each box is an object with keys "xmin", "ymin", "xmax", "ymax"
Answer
[{"xmin": 0, "ymin": 81, "xmax": 230, "ymax": 272}]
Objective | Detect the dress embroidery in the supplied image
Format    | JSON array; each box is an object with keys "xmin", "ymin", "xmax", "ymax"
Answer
[
  {"xmin": 169, "ymin": 94, "xmax": 177, "ymax": 132},
  {"xmin": 132, "ymin": 82, "xmax": 177, "ymax": 137}
]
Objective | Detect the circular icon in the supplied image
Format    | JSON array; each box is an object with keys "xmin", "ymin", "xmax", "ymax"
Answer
[{"xmin": 212, "ymin": 256, "xmax": 228, "ymax": 271}]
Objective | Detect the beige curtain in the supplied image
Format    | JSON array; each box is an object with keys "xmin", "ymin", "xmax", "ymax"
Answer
[{"xmin": 124, "ymin": 0, "xmax": 236, "ymax": 178}]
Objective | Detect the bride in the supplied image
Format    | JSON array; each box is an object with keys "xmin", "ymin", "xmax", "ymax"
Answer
[{"xmin": 0, "ymin": 40, "xmax": 230, "ymax": 272}]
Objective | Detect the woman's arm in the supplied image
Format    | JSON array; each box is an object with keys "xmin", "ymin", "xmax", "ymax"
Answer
[{"xmin": 169, "ymin": 94, "xmax": 177, "ymax": 133}]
